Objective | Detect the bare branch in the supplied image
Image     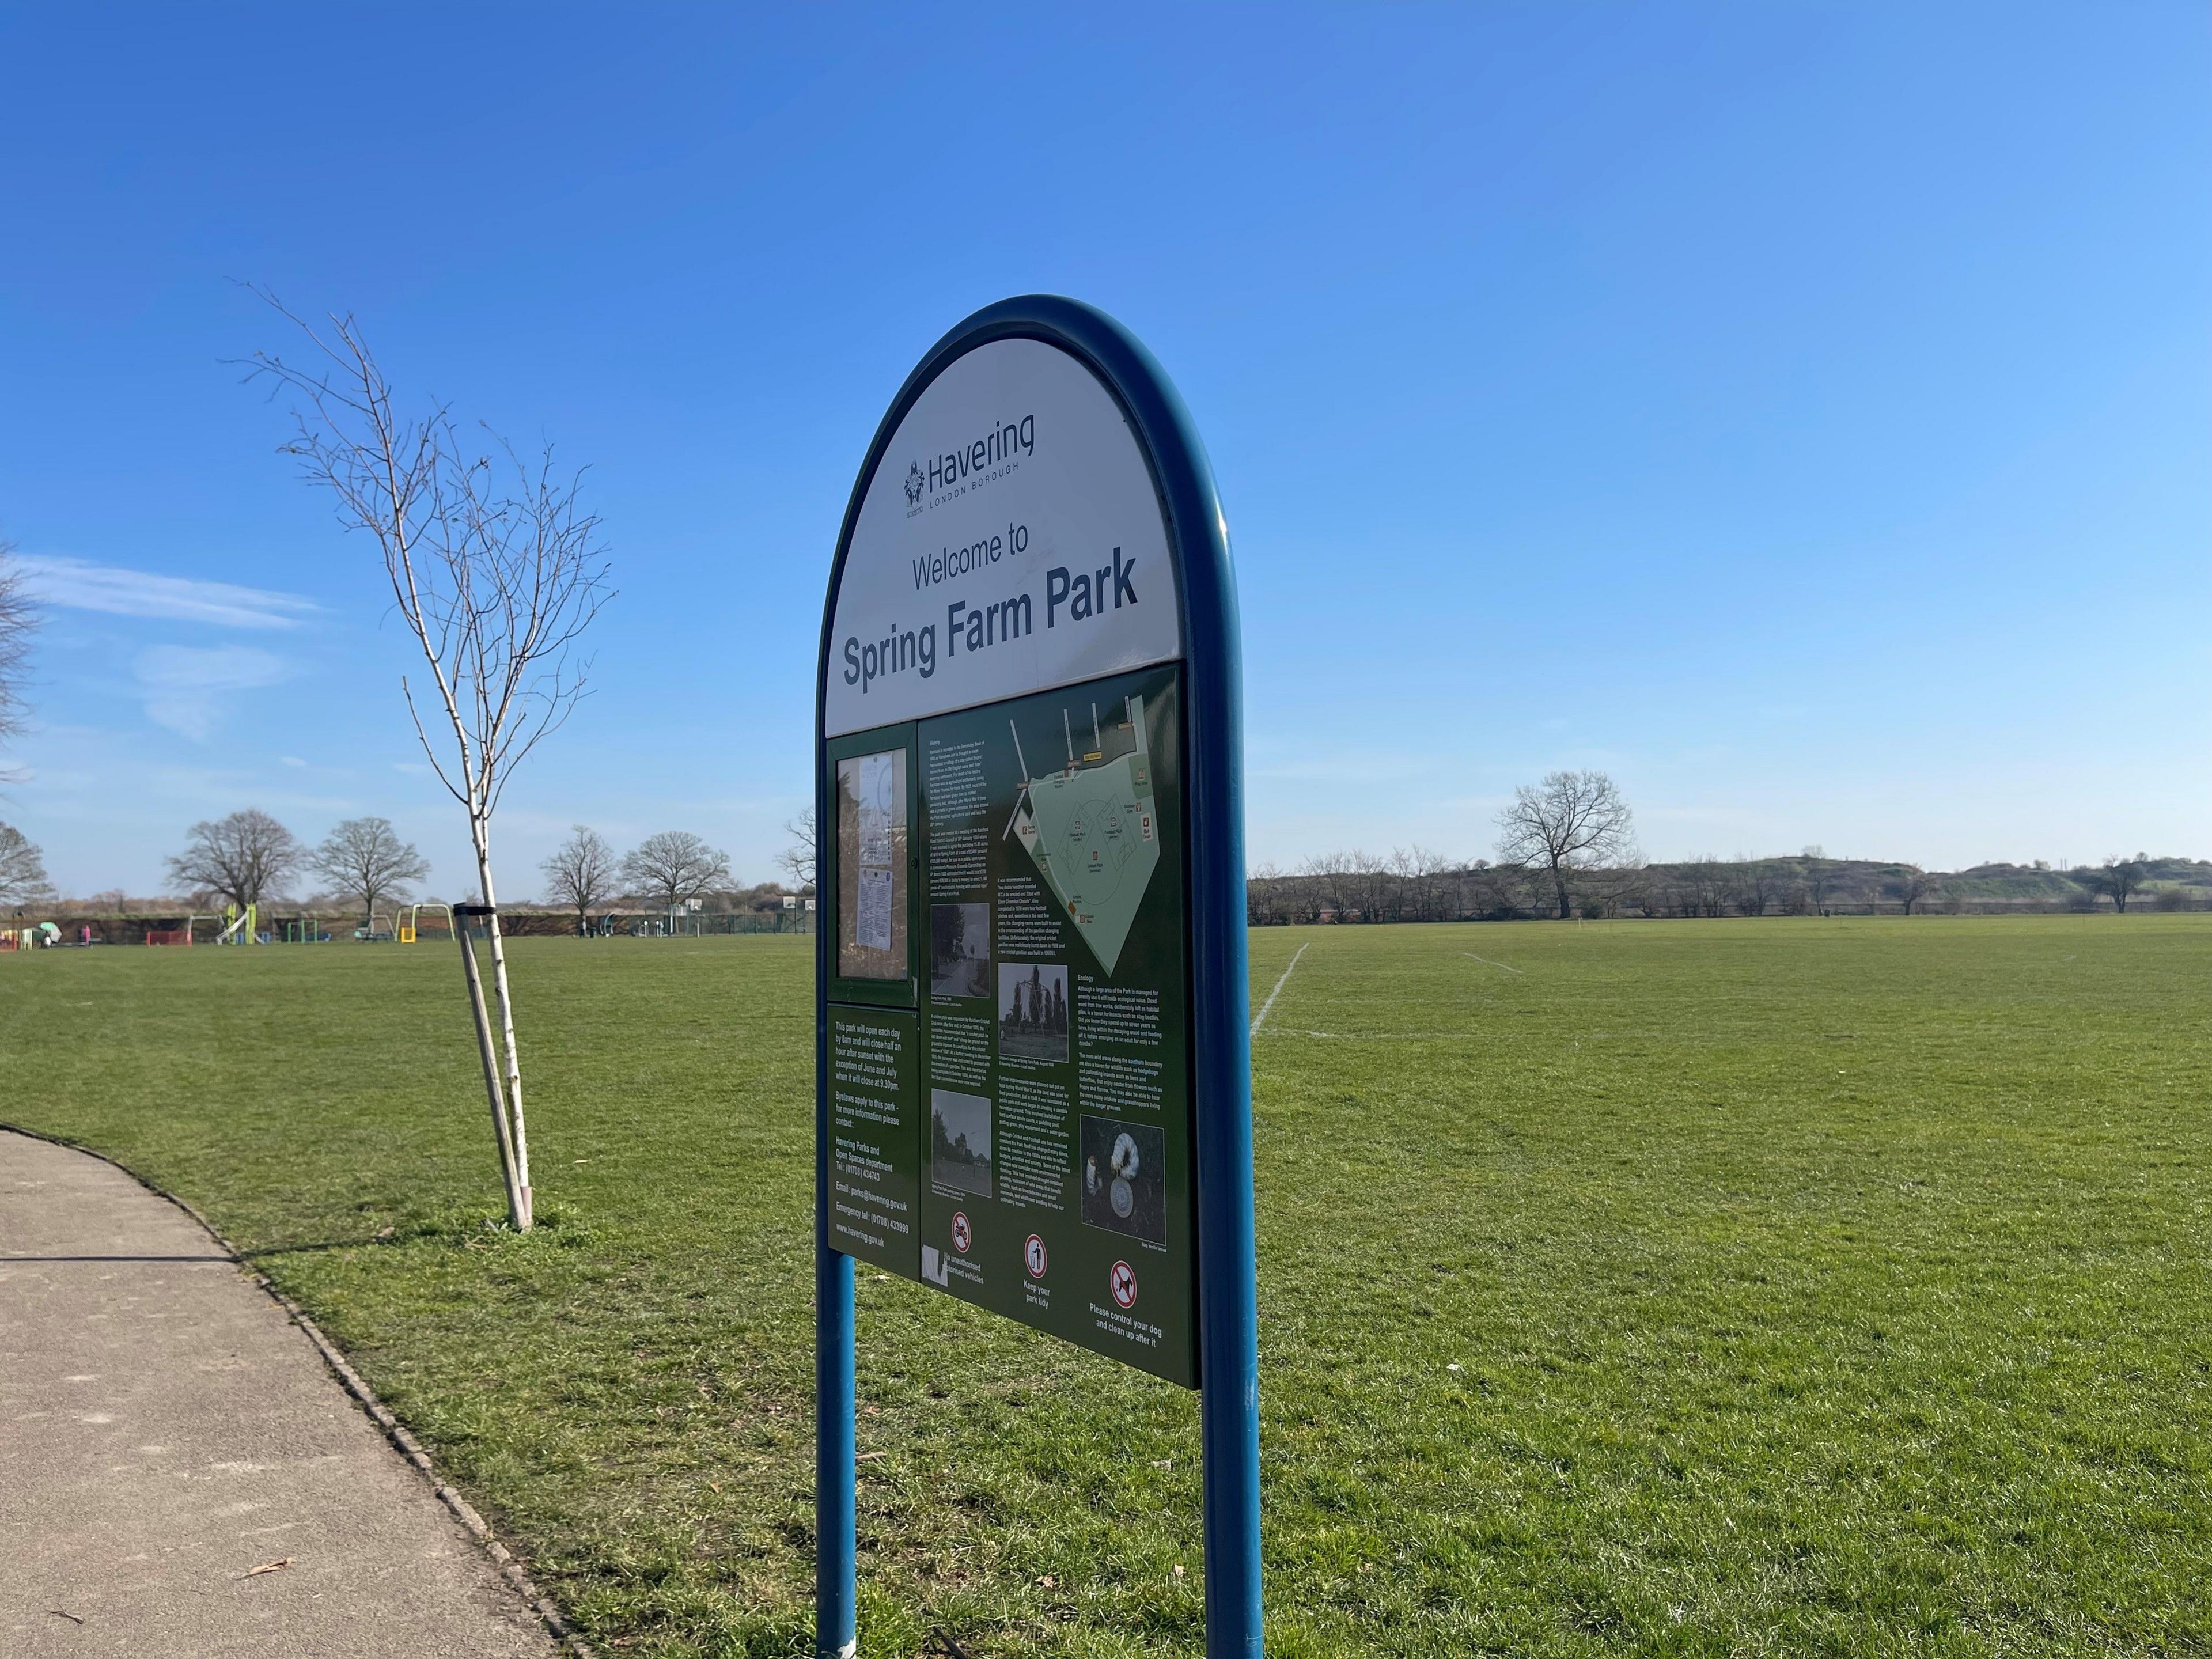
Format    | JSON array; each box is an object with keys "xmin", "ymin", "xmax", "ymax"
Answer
[
  {"xmin": 620, "ymin": 831, "xmax": 733, "ymax": 909},
  {"xmin": 541, "ymin": 825, "xmax": 618, "ymax": 930},
  {"xmin": 1495, "ymin": 770, "xmax": 1636, "ymax": 919},
  {"xmin": 0, "ymin": 537, "xmax": 39, "ymax": 758},
  {"xmin": 165, "ymin": 810, "xmax": 303, "ymax": 910},
  {"xmin": 310, "ymin": 817, "xmax": 430, "ymax": 926},
  {"xmin": 0, "ymin": 820, "xmax": 50, "ymax": 904}
]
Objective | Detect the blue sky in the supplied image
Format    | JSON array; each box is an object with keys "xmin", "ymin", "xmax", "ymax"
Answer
[{"xmin": 2, "ymin": 4, "xmax": 2205, "ymax": 899}]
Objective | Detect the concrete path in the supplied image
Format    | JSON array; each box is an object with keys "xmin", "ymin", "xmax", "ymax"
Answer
[{"xmin": 0, "ymin": 1130, "xmax": 561, "ymax": 1658}]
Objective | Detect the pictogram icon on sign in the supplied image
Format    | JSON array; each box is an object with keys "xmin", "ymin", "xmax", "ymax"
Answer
[
  {"xmin": 1024, "ymin": 1234, "xmax": 1048, "ymax": 1278},
  {"xmin": 1109, "ymin": 1260, "xmax": 1137, "ymax": 1309},
  {"xmin": 951, "ymin": 1211, "xmax": 972, "ymax": 1254}
]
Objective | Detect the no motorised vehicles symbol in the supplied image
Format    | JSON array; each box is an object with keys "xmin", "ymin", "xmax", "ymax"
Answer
[
  {"xmin": 1025, "ymin": 1234, "xmax": 1048, "ymax": 1278},
  {"xmin": 951, "ymin": 1212, "xmax": 972, "ymax": 1254},
  {"xmin": 1110, "ymin": 1260, "xmax": 1137, "ymax": 1309}
]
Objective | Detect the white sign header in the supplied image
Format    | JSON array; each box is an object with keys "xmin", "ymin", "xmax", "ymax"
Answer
[{"xmin": 824, "ymin": 337, "xmax": 1181, "ymax": 737}]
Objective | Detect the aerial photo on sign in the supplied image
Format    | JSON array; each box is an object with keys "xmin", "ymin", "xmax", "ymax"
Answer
[{"xmin": 1007, "ymin": 691, "xmax": 1160, "ymax": 974}]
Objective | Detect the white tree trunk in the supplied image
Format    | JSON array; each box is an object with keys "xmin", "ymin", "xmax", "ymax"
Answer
[
  {"xmin": 455, "ymin": 914, "xmax": 527, "ymax": 1229},
  {"xmin": 471, "ymin": 817, "xmax": 532, "ymax": 1230}
]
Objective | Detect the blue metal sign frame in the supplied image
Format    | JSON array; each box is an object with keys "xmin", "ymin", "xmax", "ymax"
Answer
[{"xmin": 813, "ymin": 295, "xmax": 1259, "ymax": 1657}]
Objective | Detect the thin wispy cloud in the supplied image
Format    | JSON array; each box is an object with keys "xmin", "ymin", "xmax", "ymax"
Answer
[
  {"xmin": 134, "ymin": 645, "xmax": 291, "ymax": 740},
  {"xmin": 17, "ymin": 555, "xmax": 317, "ymax": 630}
]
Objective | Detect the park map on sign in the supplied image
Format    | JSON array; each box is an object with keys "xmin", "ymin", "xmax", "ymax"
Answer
[{"xmin": 1007, "ymin": 694, "xmax": 1160, "ymax": 974}]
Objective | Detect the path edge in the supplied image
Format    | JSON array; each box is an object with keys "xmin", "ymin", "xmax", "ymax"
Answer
[{"xmin": 0, "ymin": 1122, "xmax": 597, "ymax": 1659}]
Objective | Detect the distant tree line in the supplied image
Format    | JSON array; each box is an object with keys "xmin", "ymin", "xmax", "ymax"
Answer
[
  {"xmin": 1248, "ymin": 849, "xmax": 2203, "ymax": 923},
  {"xmin": 0, "ymin": 808, "xmax": 808, "ymax": 933},
  {"xmin": 5, "ymin": 777, "xmax": 2194, "ymax": 937},
  {"xmin": 1247, "ymin": 772, "xmax": 2202, "ymax": 923}
]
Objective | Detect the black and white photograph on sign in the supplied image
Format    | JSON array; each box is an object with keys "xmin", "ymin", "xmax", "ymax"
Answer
[
  {"xmin": 836, "ymin": 748, "xmax": 907, "ymax": 978},
  {"xmin": 858, "ymin": 751, "xmax": 896, "ymax": 865},
  {"xmin": 997, "ymin": 961, "xmax": 1069, "ymax": 1063},
  {"xmin": 1080, "ymin": 1116, "xmax": 1165, "ymax": 1244},
  {"xmin": 930, "ymin": 1088, "xmax": 994, "ymax": 1197},
  {"xmin": 930, "ymin": 903, "xmax": 990, "ymax": 998}
]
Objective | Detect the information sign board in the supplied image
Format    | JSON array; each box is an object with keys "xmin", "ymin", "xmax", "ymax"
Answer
[{"xmin": 815, "ymin": 296, "xmax": 1259, "ymax": 1658}]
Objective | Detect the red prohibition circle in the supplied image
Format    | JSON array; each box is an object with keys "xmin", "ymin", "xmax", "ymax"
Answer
[
  {"xmin": 950, "ymin": 1211, "xmax": 972, "ymax": 1254},
  {"xmin": 1024, "ymin": 1234, "xmax": 1048, "ymax": 1278},
  {"xmin": 1110, "ymin": 1260, "xmax": 1137, "ymax": 1309}
]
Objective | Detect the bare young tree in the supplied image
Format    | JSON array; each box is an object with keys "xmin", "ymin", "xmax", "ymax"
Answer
[
  {"xmin": 312, "ymin": 816, "xmax": 430, "ymax": 926},
  {"xmin": 778, "ymin": 805, "xmax": 817, "ymax": 891},
  {"xmin": 1495, "ymin": 770, "xmax": 1636, "ymax": 920},
  {"xmin": 2086, "ymin": 855, "xmax": 2149, "ymax": 914},
  {"xmin": 166, "ymin": 809, "xmax": 302, "ymax": 911},
  {"xmin": 1465, "ymin": 858, "xmax": 1539, "ymax": 920},
  {"xmin": 1677, "ymin": 855, "xmax": 1730, "ymax": 918},
  {"xmin": 0, "ymin": 821, "xmax": 51, "ymax": 905},
  {"xmin": 247, "ymin": 298, "xmax": 612, "ymax": 1230},
  {"xmin": 622, "ymin": 831, "xmax": 732, "ymax": 910},
  {"xmin": 1304, "ymin": 853, "xmax": 1357, "ymax": 923},
  {"xmin": 1805, "ymin": 858, "xmax": 1842, "ymax": 917},
  {"xmin": 1389, "ymin": 846, "xmax": 1455, "ymax": 923},
  {"xmin": 541, "ymin": 824, "xmax": 618, "ymax": 933},
  {"xmin": 1729, "ymin": 857, "xmax": 1778, "ymax": 918},
  {"xmin": 0, "ymin": 537, "xmax": 37, "ymax": 761},
  {"xmin": 1894, "ymin": 866, "xmax": 1938, "ymax": 916},
  {"xmin": 1245, "ymin": 861, "xmax": 1290, "ymax": 927},
  {"xmin": 1343, "ymin": 849, "xmax": 1391, "ymax": 923}
]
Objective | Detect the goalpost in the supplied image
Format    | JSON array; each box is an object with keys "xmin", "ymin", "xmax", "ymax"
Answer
[{"xmin": 398, "ymin": 902, "xmax": 454, "ymax": 945}]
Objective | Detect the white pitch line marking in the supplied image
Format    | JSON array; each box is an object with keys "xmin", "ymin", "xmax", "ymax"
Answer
[
  {"xmin": 1282, "ymin": 1029, "xmax": 1475, "ymax": 1041},
  {"xmin": 1250, "ymin": 942, "xmax": 1309, "ymax": 1036},
  {"xmin": 1463, "ymin": 952, "xmax": 1522, "ymax": 974}
]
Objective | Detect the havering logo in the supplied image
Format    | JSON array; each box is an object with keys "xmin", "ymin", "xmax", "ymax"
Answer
[{"xmin": 904, "ymin": 414, "xmax": 1035, "ymax": 510}]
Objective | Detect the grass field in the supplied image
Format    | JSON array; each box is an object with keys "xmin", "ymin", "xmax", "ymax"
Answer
[{"xmin": 4, "ymin": 918, "xmax": 2208, "ymax": 1657}]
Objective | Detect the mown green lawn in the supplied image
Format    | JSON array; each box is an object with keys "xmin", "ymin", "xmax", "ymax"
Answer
[{"xmin": 3, "ymin": 917, "xmax": 2206, "ymax": 1657}]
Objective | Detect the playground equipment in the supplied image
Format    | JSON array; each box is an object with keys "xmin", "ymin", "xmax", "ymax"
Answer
[
  {"xmin": 278, "ymin": 917, "xmax": 332, "ymax": 943},
  {"xmin": 215, "ymin": 903, "xmax": 258, "ymax": 945},
  {"xmin": 397, "ymin": 902, "xmax": 453, "ymax": 944}
]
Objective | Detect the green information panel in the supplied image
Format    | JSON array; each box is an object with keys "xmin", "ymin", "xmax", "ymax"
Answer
[
  {"xmin": 823, "ymin": 663, "xmax": 1195, "ymax": 1385},
  {"xmin": 918, "ymin": 661, "xmax": 1191, "ymax": 1383}
]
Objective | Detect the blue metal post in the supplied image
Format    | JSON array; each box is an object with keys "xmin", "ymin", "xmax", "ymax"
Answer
[
  {"xmin": 1172, "ymin": 384, "xmax": 1263, "ymax": 1659},
  {"xmin": 815, "ymin": 1240, "xmax": 857, "ymax": 1659},
  {"xmin": 815, "ymin": 730, "xmax": 857, "ymax": 1659},
  {"xmin": 1194, "ymin": 752, "xmax": 1262, "ymax": 1659}
]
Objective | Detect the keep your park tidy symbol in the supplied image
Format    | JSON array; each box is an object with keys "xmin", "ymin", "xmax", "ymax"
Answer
[
  {"xmin": 1007, "ymin": 693, "xmax": 1160, "ymax": 974},
  {"xmin": 1111, "ymin": 1260, "xmax": 1138, "ymax": 1309},
  {"xmin": 1025, "ymin": 1233, "xmax": 1048, "ymax": 1278}
]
